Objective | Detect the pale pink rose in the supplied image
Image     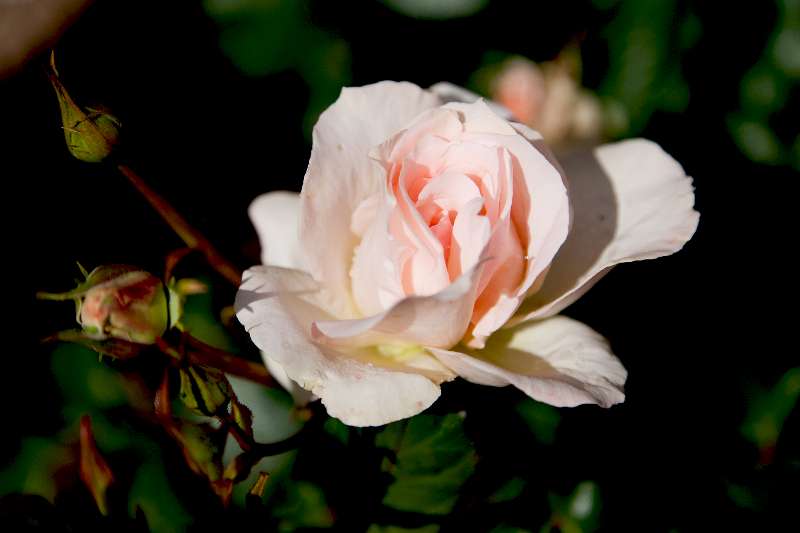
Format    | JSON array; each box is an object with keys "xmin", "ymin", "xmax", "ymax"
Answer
[
  {"xmin": 491, "ymin": 56, "xmax": 603, "ymax": 147},
  {"xmin": 236, "ymin": 81, "xmax": 699, "ymax": 426}
]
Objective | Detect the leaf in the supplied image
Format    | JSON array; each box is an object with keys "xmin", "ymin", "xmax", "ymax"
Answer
[
  {"xmin": 273, "ymin": 481, "xmax": 334, "ymax": 531},
  {"xmin": 368, "ymin": 525, "xmax": 440, "ymax": 533},
  {"xmin": 544, "ymin": 481, "xmax": 601, "ymax": 533},
  {"xmin": 741, "ymin": 367, "xmax": 800, "ymax": 450},
  {"xmin": 375, "ymin": 414, "xmax": 477, "ymax": 516},
  {"xmin": 488, "ymin": 477, "xmax": 527, "ymax": 504},
  {"xmin": 78, "ymin": 416, "xmax": 114, "ymax": 516},
  {"xmin": 128, "ymin": 460, "xmax": 191, "ymax": 533},
  {"xmin": 178, "ymin": 365, "xmax": 231, "ymax": 416},
  {"xmin": 0, "ymin": 438, "xmax": 72, "ymax": 502},
  {"xmin": 231, "ymin": 393, "xmax": 254, "ymax": 439},
  {"xmin": 516, "ymin": 399, "xmax": 561, "ymax": 445}
]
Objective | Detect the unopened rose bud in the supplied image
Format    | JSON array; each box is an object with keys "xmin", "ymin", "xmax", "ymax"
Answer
[
  {"xmin": 39, "ymin": 265, "xmax": 169, "ymax": 344},
  {"xmin": 47, "ymin": 51, "xmax": 120, "ymax": 162}
]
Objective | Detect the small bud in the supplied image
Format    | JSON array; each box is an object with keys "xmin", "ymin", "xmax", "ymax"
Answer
[
  {"xmin": 39, "ymin": 265, "xmax": 169, "ymax": 344},
  {"xmin": 47, "ymin": 51, "xmax": 120, "ymax": 162},
  {"xmin": 79, "ymin": 415, "xmax": 114, "ymax": 516}
]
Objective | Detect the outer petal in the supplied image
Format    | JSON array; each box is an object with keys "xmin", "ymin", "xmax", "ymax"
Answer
[
  {"xmin": 249, "ymin": 191, "xmax": 303, "ymax": 269},
  {"xmin": 430, "ymin": 316, "xmax": 626, "ymax": 407},
  {"xmin": 512, "ymin": 139, "xmax": 700, "ymax": 323},
  {"xmin": 311, "ymin": 262, "xmax": 486, "ymax": 350},
  {"xmin": 300, "ymin": 81, "xmax": 441, "ymax": 318},
  {"xmin": 235, "ymin": 266, "xmax": 441, "ymax": 426}
]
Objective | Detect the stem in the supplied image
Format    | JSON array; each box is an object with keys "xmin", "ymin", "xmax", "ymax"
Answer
[
  {"xmin": 183, "ymin": 334, "xmax": 275, "ymax": 388},
  {"xmin": 116, "ymin": 163, "xmax": 242, "ymax": 286}
]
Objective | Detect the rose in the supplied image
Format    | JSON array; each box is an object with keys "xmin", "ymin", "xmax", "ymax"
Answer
[{"xmin": 236, "ymin": 81, "xmax": 698, "ymax": 426}]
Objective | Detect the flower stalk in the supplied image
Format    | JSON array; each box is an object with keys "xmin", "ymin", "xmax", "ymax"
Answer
[{"xmin": 116, "ymin": 163, "xmax": 242, "ymax": 286}]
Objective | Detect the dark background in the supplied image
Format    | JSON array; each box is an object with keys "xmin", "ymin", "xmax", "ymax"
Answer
[{"xmin": 1, "ymin": 0, "xmax": 796, "ymax": 530}]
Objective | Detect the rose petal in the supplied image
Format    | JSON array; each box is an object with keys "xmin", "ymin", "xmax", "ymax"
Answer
[
  {"xmin": 311, "ymin": 262, "xmax": 486, "ymax": 350},
  {"xmin": 512, "ymin": 139, "xmax": 700, "ymax": 323},
  {"xmin": 248, "ymin": 191, "xmax": 303, "ymax": 269},
  {"xmin": 449, "ymin": 107, "xmax": 570, "ymax": 346},
  {"xmin": 301, "ymin": 81, "xmax": 441, "ymax": 318},
  {"xmin": 430, "ymin": 315, "xmax": 626, "ymax": 407},
  {"xmin": 261, "ymin": 355, "xmax": 314, "ymax": 405},
  {"xmin": 429, "ymin": 82, "xmax": 514, "ymax": 120},
  {"xmin": 235, "ymin": 266, "xmax": 441, "ymax": 426}
]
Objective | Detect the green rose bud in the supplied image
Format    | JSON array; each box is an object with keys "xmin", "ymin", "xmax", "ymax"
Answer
[
  {"xmin": 47, "ymin": 51, "xmax": 120, "ymax": 162},
  {"xmin": 39, "ymin": 265, "xmax": 169, "ymax": 344}
]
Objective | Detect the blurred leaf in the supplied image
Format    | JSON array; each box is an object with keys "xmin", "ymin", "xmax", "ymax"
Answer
[
  {"xmin": 203, "ymin": 0, "xmax": 351, "ymax": 136},
  {"xmin": 488, "ymin": 477, "xmax": 527, "ymax": 504},
  {"xmin": 599, "ymin": 0, "xmax": 691, "ymax": 134},
  {"xmin": 323, "ymin": 417, "xmax": 350, "ymax": 445},
  {"xmin": 726, "ymin": 481, "xmax": 767, "ymax": 511},
  {"xmin": 544, "ymin": 481, "xmax": 601, "ymax": 533},
  {"xmin": 772, "ymin": 27, "xmax": 800, "ymax": 78},
  {"xmin": 273, "ymin": 480, "xmax": 334, "ymax": 531},
  {"xmin": 376, "ymin": 414, "xmax": 477, "ymax": 515},
  {"xmin": 490, "ymin": 527, "xmax": 532, "ymax": 533},
  {"xmin": 368, "ymin": 525, "xmax": 440, "ymax": 533},
  {"xmin": 51, "ymin": 343, "xmax": 129, "ymax": 409},
  {"xmin": 0, "ymin": 438, "xmax": 72, "ymax": 502},
  {"xmin": 728, "ymin": 115, "xmax": 784, "ymax": 164},
  {"xmin": 180, "ymin": 282, "xmax": 238, "ymax": 352},
  {"xmin": 128, "ymin": 460, "xmax": 191, "ymax": 533},
  {"xmin": 382, "ymin": 0, "xmax": 488, "ymax": 19},
  {"xmin": 740, "ymin": 65, "xmax": 789, "ymax": 116},
  {"xmin": 741, "ymin": 367, "xmax": 800, "ymax": 449},
  {"xmin": 516, "ymin": 399, "xmax": 561, "ymax": 445}
]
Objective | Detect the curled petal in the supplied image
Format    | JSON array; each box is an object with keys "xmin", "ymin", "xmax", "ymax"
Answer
[
  {"xmin": 235, "ymin": 266, "xmax": 440, "ymax": 426},
  {"xmin": 430, "ymin": 316, "xmax": 626, "ymax": 407},
  {"xmin": 512, "ymin": 139, "xmax": 700, "ymax": 323},
  {"xmin": 312, "ymin": 262, "xmax": 486, "ymax": 350}
]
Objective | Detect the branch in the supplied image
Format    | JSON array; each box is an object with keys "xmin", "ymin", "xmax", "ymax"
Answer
[{"xmin": 116, "ymin": 163, "xmax": 242, "ymax": 286}]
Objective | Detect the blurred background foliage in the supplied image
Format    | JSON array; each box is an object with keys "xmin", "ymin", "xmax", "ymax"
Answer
[{"xmin": 1, "ymin": 0, "xmax": 797, "ymax": 531}]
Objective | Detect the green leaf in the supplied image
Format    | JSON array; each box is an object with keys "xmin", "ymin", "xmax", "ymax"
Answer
[
  {"xmin": 741, "ymin": 367, "xmax": 800, "ymax": 449},
  {"xmin": 728, "ymin": 115, "xmax": 785, "ymax": 164},
  {"xmin": 488, "ymin": 477, "xmax": 527, "ymax": 504},
  {"xmin": 0, "ymin": 438, "xmax": 72, "ymax": 502},
  {"xmin": 368, "ymin": 525, "xmax": 440, "ymax": 533},
  {"xmin": 178, "ymin": 365, "xmax": 231, "ymax": 416},
  {"xmin": 543, "ymin": 481, "xmax": 601, "ymax": 533},
  {"xmin": 376, "ymin": 414, "xmax": 477, "ymax": 515},
  {"xmin": 273, "ymin": 481, "xmax": 334, "ymax": 531},
  {"xmin": 516, "ymin": 399, "xmax": 561, "ymax": 445},
  {"xmin": 128, "ymin": 460, "xmax": 191, "ymax": 533}
]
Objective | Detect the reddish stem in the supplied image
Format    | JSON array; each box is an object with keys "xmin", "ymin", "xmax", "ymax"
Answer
[{"xmin": 117, "ymin": 163, "xmax": 242, "ymax": 286}]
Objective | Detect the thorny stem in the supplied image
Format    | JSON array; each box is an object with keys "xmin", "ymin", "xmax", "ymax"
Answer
[{"xmin": 116, "ymin": 163, "xmax": 242, "ymax": 286}]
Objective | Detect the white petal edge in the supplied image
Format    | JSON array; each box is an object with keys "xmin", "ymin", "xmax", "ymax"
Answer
[
  {"xmin": 430, "ymin": 315, "xmax": 626, "ymax": 407},
  {"xmin": 511, "ymin": 139, "xmax": 700, "ymax": 324},
  {"xmin": 248, "ymin": 191, "xmax": 304, "ymax": 269},
  {"xmin": 235, "ymin": 266, "xmax": 440, "ymax": 426}
]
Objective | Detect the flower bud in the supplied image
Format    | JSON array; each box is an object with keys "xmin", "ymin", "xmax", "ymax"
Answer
[
  {"xmin": 39, "ymin": 265, "xmax": 169, "ymax": 344},
  {"xmin": 47, "ymin": 51, "xmax": 120, "ymax": 162}
]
